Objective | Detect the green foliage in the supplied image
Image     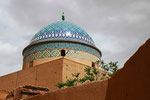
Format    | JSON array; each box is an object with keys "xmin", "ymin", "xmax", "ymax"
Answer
[
  {"xmin": 55, "ymin": 78, "xmax": 78, "ymax": 88},
  {"xmin": 56, "ymin": 60, "xmax": 119, "ymax": 89},
  {"xmin": 108, "ymin": 61, "xmax": 118, "ymax": 74},
  {"xmin": 99, "ymin": 61, "xmax": 118, "ymax": 74},
  {"xmin": 65, "ymin": 79, "xmax": 77, "ymax": 87},
  {"xmin": 92, "ymin": 67, "xmax": 99, "ymax": 75},
  {"xmin": 84, "ymin": 67, "xmax": 92, "ymax": 75},
  {"xmin": 79, "ymin": 77, "xmax": 87, "ymax": 83},
  {"xmin": 72, "ymin": 73, "xmax": 80, "ymax": 79},
  {"xmin": 83, "ymin": 66, "xmax": 95, "ymax": 82},
  {"xmin": 102, "ymin": 73, "xmax": 106, "ymax": 76},
  {"xmin": 56, "ymin": 82, "xmax": 66, "ymax": 88},
  {"xmin": 108, "ymin": 73, "xmax": 113, "ymax": 77},
  {"xmin": 84, "ymin": 75, "xmax": 95, "ymax": 82},
  {"xmin": 100, "ymin": 76, "xmax": 108, "ymax": 80},
  {"xmin": 92, "ymin": 67, "xmax": 100, "ymax": 80}
]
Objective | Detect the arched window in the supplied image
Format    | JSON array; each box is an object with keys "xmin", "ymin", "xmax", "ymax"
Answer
[{"xmin": 61, "ymin": 49, "xmax": 65, "ymax": 56}]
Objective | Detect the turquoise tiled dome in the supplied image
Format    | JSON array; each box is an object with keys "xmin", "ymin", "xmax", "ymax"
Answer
[
  {"xmin": 30, "ymin": 21, "xmax": 95, "ymax": 46},
  {"xmin": 23, "ymin": 20, "xmax": 102, "ymax": 64}
]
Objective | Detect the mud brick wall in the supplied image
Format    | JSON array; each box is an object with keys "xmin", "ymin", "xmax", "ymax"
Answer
[
  {"xmin": 0, "ymin": 58, "xmax": 63, "ymax": 91},
  {"xmin": 105, "ymin": 39, "xmax": 150, "ymax": 100},
  {"xmin": 25, "ymin": 80, "xmax": 108, "ymax": 100}
]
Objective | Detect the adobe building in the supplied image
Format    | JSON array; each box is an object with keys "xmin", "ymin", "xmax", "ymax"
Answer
[
  {"xmin": 0, "ymin": 14, "xmax": 102, "ymax": 93},
  {"xmin": 1, "ymin": 14, "xmax": 150, "ymax": 100}
]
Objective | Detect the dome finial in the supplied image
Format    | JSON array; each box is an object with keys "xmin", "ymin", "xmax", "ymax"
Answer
[{"xmin": 62, "ymin": 12, "xmax": 65, "ymax": 21}]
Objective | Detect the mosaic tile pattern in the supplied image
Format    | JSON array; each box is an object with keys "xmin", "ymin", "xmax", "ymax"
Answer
[
  {"xmin": 30, "ymin": 21, "xmax": 95, "ymax": 46},
  {"xmin": 23, "ymin": 42, "xmax": 101, "ymax": 58},
  {"xmin": 23, "ymin": 49, "xmax": 100, "ymax": 64}
]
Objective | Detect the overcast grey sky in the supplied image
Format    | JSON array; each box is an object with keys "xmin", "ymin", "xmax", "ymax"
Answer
[{"xmin": 0, "ymin": 0, "xmax": 150, "ymax": 76}]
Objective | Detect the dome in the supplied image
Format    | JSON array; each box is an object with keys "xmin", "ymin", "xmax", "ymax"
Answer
[
  {"xmin": 23, "ymin": 20, "xmax": 102, "ymax": 68},
  {"xmin": 30, "ymin": 21, "xmax": 95, "ymax": 46}
]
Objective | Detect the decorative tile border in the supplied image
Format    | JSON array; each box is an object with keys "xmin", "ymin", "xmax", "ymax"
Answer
[
  {"xmin": 23, "ymin": 49, "xmax": 100, "ymax": 64},
  {"xmin": 23, "ymin": 42, "xmax": 101, "ymax": 58}
]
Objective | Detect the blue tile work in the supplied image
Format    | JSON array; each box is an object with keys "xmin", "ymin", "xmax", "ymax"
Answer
[
  {"xmin": 30, "ymin": 21, "xmax": 95, "ymax": 46},
  {"xmin": 23, "ymin": 48, "xmax": 100, "ymax": 64},
  {"xmin": 23, "ymin": 42, "xmax": 101, "ymax": 58}
]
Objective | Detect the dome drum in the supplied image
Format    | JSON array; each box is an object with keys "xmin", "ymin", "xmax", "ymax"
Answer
[
  {"xmin": 23, "ymin": 41, "xmax": 101, "ymax": 64},
  {"xmin": 23, "ymin": 48, "xmax": 100, "ymax": 65}
]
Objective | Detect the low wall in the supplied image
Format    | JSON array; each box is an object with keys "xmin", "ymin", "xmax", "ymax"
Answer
[{"xmin": 25, "ymin": 80, "xmax": 108, "ymax": 100}]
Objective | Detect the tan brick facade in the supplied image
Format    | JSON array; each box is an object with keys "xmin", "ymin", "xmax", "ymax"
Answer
[
  {"xmin": 0, "ymin": 58, "xmax": 64, "ymax": 91},
  {"xmin": 23, "ymin": 56, "xmax": 94, "ymax": 70},
  {"xmin": 0, "ymin": 58, "xmax": 93, "ymax": 92}
]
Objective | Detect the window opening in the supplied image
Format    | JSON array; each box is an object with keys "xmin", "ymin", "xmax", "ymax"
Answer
[
  {"xmin": 29, "ymin": 61, "xmax": 33, "ymax": 68},
  {"xmin": 92, "ymin": 62, "xmax": 95, "ymax": 67},
  {"xmin": 61, "ymin": 49, "xmax": 66, "ymax": 56}
]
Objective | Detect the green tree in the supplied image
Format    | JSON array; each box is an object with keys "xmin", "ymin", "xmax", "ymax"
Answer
[{"xmin": 98, "ymin": 60, "xmax": 118, "ymax": 74}]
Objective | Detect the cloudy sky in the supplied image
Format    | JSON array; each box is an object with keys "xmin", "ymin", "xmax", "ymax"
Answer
[{"xmin": 0, "ymin": 0, "xmax": 150, "ymax": 76}]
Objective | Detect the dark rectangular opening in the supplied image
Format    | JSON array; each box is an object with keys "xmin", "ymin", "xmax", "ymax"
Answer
[
  {"xmin": 29, "ymin": 61, "xmax": 33, "ymax": 68},
  {"xmin": 92, "ymin": 62, "xmax": 95, "ymax": 67},
  {"xmin": 61, "ymin": 49, "xmax": 65, "ymax": 56}
]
